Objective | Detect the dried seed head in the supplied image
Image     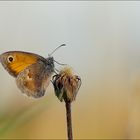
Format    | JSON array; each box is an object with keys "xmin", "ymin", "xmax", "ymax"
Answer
[{"xmin": 52, "ymin": 67, "xmax": 81, "ymax": 102}]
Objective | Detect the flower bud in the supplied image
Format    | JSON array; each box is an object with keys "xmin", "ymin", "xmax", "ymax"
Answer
[{"xmin": 52, "ymin": 67, "xmax": 81, "ymax": 102}]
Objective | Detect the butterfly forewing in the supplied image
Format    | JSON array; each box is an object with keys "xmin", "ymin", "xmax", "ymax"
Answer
[{"xmin": 0, "ymin": 51, "xmax": 46, "ymax": 77}]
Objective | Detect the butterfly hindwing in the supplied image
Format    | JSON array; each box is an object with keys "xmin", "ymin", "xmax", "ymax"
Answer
[{"xmin": 16, "ymin": 61, "xmax": 52, "ymax": 98}]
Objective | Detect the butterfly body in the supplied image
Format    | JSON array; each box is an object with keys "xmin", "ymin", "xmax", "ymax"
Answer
[{"xmin": 0, "ymin": 51, "xmax": 54, "ymax": 98}]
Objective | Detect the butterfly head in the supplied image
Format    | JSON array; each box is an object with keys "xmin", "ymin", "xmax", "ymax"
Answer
[
  {"xmin": 45, "ymin": 56, "xmax": 54, "ymax": 73},
  {"xmin": 47, "ymin": 44, "xmax": 66, "ymax": 73}
]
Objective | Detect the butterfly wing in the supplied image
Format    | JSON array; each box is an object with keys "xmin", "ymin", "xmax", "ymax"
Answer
[
  {"xmin": 0, "ymin": 51, "xmax": 54, "ymax": 98},
  {"xmin": 16, "ymin": 61, "xmax": 53, "ymax": 98},
  {"xmin": 0, "ymin": 51, "xmax": 46, "ymax": 77}
]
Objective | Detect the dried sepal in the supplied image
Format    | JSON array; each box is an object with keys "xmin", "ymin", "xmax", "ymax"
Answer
[{"xmin": 52, "ymin": 67, "xmax": 81, "ymax": 102}]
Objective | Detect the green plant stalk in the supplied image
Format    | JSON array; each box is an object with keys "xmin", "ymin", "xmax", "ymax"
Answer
[{"xmin": 65, "ymin": 101, "xmax": 73, "ymax": 140}]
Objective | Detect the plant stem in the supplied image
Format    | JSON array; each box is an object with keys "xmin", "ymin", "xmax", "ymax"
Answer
[{"xmin": 65, "ymin": 101, "xmax": 73, "ymax": 140}]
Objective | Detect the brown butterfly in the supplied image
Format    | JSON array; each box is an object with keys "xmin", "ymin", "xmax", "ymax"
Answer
[{"xmin": 0, "ymin": 44, "xmax": 66, "ymax": 98}]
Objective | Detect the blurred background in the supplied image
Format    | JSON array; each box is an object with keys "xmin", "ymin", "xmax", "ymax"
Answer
[{"xmin": 0, "ymin": 1, "xmax": 140, "ymax": 139}]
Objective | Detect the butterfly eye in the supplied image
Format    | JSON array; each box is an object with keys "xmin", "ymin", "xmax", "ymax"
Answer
[{"xmin": 7, "ymin": 55, "xmax": 14, "ymax": 63}]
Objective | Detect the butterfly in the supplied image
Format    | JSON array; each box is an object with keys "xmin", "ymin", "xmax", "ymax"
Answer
[{"xmin": 0, "ymin": 44, "xmax": 66, "ymax": 98}]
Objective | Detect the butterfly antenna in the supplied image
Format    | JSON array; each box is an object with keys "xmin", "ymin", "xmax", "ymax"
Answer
[{"xmin": 49, "ymin": 44, "xmax": 66, "ymax": 56}]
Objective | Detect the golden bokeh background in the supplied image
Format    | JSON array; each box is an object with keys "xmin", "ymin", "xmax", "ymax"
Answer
[{"xmin": 0, "ymin": 1, "xmax": 140, "ymax": 139}]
